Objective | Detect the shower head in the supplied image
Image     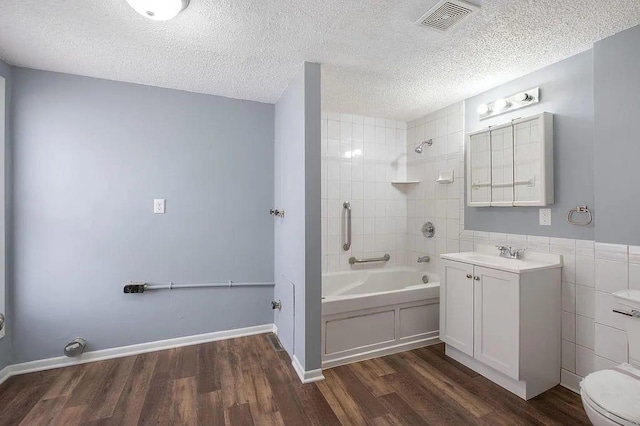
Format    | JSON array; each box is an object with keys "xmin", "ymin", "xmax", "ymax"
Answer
[{"xmin": 415, "ymin": 139, "xmax": 433, "ymax": 154}]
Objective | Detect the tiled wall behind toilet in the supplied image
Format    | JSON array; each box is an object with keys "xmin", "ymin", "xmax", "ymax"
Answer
[
  {"xmin": 456, "ymin": 232, "xmax": 637, "ymax": 391},
  {"xmin": 321, "ymin": 112, "xmax": 409, "ymax": 272}
]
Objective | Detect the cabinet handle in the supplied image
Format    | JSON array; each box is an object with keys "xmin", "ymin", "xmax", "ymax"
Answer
[
  {"xmin": 474, "ymin": 276, "xmax": 480, "ymax": 281},
  {"xmin": 466, "ymin": 274, "xmax": 472, "ymax": 279}
]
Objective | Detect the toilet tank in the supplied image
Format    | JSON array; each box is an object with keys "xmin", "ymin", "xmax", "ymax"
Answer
[{"xmin": 613, "ymin": 290, "xmax": 640, "ymax": 366}]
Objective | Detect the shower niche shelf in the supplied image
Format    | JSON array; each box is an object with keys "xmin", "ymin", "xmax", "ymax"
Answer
[{"xmin": 391, "ymin": 180, "xmax": 420, "ymax": 185}]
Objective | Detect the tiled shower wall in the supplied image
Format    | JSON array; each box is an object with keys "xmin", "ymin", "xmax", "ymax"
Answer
[
  {"xmin": 321, "ymin": 113, "xmax": 408, "ymax": 272},
  {"xmin": 406, "ymin": 102, "xmax": 464, "ymax": 273}
]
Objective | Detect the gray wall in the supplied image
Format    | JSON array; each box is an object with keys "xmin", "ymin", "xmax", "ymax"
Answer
[
  {"xmin": 0, "ymin": 59, "xmax": 12, "ymax": 371},
  {"xmin": 303, "ymin": 63, "xmax": 322, "ymax": 371},
  {"xmin": 464, "ymin": 50, "xmax": 595, "ymax": 240},
  {"xmin": 12, "ymin": 68, "xmax": 275, "ymax": 363},
  {"xmin": 273, "ymin": 62, "xmax": 322, "ymax": 371},
  {"xmin": 594, "ymin": 25, "xmax": 640, "ymax": 245}
]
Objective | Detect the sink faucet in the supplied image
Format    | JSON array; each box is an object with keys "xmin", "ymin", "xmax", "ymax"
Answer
[
  {"xmin": 417, "ymin": 255, "xmax": 431, "ymax": 263},
  {"xmin": 496, "ymin": 246, "xmax": 524, "ymax": 259}
]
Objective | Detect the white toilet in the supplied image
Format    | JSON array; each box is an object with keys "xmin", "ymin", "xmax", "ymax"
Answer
[{"xmin": 580, "ymin": 290, "xmax": 640, "ymax": 426}]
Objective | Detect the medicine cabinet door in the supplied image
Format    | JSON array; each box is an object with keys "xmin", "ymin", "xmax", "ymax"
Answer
[
  {"xmin": 489, "ymin": 123, "xmax": 514, "ymax": 207},
  {"xmin": 512, "ymin": 113, "xmax": 554, "ymax": 206},
  {"xmin": 467, "ymin": 130, "xmax": 492, "ymax": 206}
]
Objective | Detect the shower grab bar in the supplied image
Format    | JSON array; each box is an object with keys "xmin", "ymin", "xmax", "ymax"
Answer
[
  {"xmin": 343, "ymin": 201, "xmax": 351, "ymax": 251},
  {"xmin": 124, "ymin": 280, "xmax": 275, "ymax": 294},
  {"xmin": 349, "ymin": 254, "xmax": 390, "ymax": 265}
]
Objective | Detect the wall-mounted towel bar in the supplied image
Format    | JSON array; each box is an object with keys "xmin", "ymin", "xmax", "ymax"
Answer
[
  {"xmin": 124, "ymin": 280, "xmax": 275, "ymax": 294},
  {"xmin": 567, "ymin": 206, "xmax": 592, "ymax": 226},
  {"xmin": 349, "ymin": 254, "xmax": 390, "ymax": 265},
  {"xmin": 472, "ymin": 177, "xmax": 535, "ymax": 189}
]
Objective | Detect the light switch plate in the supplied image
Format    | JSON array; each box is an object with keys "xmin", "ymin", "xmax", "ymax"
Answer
[
  {"xmin": 154, "ymin": 199, "xmax": 165, "ymax": 214},
  {"xmin": 539, "ymin": 208, "xmax": 551, "ymax": 226}
]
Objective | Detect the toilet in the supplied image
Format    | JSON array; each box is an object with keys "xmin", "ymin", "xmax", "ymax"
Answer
[{"xmin": 580, "ymin": 290, "xmax": 640, "ymax": 426}]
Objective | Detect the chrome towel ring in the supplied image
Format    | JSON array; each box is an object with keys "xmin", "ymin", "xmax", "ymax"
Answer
[{"xmin": 567, "ymin": 206, "xmax": 592, "ymax": 226}]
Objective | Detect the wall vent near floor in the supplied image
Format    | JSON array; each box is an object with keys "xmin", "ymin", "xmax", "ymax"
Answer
[
  {"xmin": 267, "ymin": 333, "xmax": 285, "ymax": 351},
  {"xmin": 416, "ymin": 0, "xmax": 479, "ymax": 32}
]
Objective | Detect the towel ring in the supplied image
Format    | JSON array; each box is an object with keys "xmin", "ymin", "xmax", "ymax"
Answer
[{"xmin": 567, "ymin": 206, "xmax": 592, "ymax": 226}]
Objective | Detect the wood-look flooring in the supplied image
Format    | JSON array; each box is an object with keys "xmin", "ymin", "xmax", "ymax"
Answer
[{"xmin": 0, "ymin": 334, "xmax": 589, "ymax": 425}]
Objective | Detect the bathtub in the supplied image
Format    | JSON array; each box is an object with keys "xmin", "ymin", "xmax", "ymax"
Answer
[{"xmin": 321, "ymin": 267, "xmax": 440, "ymax": 368}]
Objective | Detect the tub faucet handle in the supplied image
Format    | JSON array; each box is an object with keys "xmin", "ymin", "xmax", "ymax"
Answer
[{"xmin": 417, "ymin": 255, "xmax": 430, "ymax": 263}]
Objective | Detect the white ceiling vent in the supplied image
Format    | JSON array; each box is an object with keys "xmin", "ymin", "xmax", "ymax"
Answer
[{"xmin": 417, "ymin": 0, "xmax": 479, "ymax": 32}]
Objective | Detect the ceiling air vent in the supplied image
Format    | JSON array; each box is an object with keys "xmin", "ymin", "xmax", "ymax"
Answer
[{"xmin": 417, "ymin": 0, "xmax": 479, "ymax": 32}]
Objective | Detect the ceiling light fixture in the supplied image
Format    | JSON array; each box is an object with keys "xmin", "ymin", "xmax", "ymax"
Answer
[{"xmin": 125, "ymin": 0, "xmax": 189, "ymax": 21}]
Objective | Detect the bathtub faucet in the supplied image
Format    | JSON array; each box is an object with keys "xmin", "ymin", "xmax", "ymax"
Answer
[{"xmin": 417, "ymin": 255, "xmax": 430, "ymax": 263}]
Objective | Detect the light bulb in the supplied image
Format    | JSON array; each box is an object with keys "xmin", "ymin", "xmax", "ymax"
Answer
[
  {"xmin": 125, "ymin": 0, "xmax": 189, "ymax": 21},
  {"xmin": 494, "ymin": 98, "xmax": 510, "ymax": 111},
  {"xmin": 515, "ymin": 92, "xmax": 532, "ymax": 102},
  {"xmin": 477, "ymin": 104, "xmax": 490, "ymax": 115}
]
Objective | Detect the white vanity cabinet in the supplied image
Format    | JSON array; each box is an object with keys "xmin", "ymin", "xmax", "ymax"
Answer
[
  {"xmin": 467, "ymin": 112, "xmax": 553, "ymax": 207},
  {"xmin": 439, "ymin": 249, "xmax": 562, "ymax": 400}
]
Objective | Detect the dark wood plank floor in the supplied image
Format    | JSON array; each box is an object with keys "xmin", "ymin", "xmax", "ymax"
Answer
[{"xmin": 0, "ymin": 334, "xmax": 589, "ymax": 425}]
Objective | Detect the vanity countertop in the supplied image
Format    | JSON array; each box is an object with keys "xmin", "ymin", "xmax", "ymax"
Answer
[{"xmin": 441, "ymin": 245, "xmax": 563, "ymax": 274}]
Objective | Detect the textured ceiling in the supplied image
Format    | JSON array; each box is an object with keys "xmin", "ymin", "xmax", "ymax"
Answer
[{"xmin": 0, "ymin": 0, "xmax": 639, "ymax": 120}]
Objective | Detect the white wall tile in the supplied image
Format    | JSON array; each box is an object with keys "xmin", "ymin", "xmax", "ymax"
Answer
[
  {"xmin": 629, "ymin": 263, "xmax": 640, "ymax": 290},
  {"xmin": 595, "ymin": 259, "xmax": 628, "ymax": 293},
  {"xmin": 576, "ymin": 255, "xmax": 595, "ymax": 287},
  {"xmin": 562, "ymin": 311, "xmax": 576, "ymax": 342},
  {"xmin": 576, "ymin": 285, "xmax": 595, "ymax": 319},
  {"xmin": 595, "ymin": 243, "xmax": 628, "ymax": 262},
  {"xmin": 594, "ymin": 355, "xmax": 617, "ymax": 372},
  {"xmin": 562, "ymin": 282, "xmax": 576, "ymax": 313},
  {"xmin": 561, "ymin": 340, "xmax": 576, "ymax": 372},
  {"xmin": 576, "ymin": 315, "xmax": 595, "ymax": 349},
  {"xmin": 576, "ymin": 346, "xmax": 595, "ymax": 377},
  {"xmin": 595, "ymin": 290, "xmax": 627, "ymax": 330},
  {"xmin": 595, "ymin": 323, "xmax": 628, "ymax": 364}
]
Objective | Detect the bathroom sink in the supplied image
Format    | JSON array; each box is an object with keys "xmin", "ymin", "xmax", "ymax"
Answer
[{"xmin": 441, "ymin": 248, "xmax": 562, "ymax": 273}]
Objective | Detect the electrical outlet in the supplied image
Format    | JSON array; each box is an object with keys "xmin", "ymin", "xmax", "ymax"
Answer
[
  {"xmin": 539, "ymin": 208, "xmax": 551, "ymax": 226},
  {"xmin": 154, "ymin": 199, "xmax": 165, "ymax": 214}
]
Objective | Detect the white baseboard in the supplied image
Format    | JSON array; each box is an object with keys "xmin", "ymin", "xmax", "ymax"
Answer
[
  {"xmin": 292, "ymin": 354, "xmax": 325, "ymax": 384},
  {"xmin": 0, "ymin": 365, "xmax": 11, "ymax": 386},
  {"xmin": 0, "ymin": 323, "xmax": 275, "ymax": 386},
  {"xmin": 560, "ymin": 369, "xmax": 581, "ymax": 394},
  {"xmin": 322, "ymin": 336, "xmax": 441, "ymax": 370}
]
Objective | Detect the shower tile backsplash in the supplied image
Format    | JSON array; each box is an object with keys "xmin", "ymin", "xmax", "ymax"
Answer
[
  {"xmin": 323, "ymin": 101, "xmax": 627, "ymax": 394},
  {"xmin": 406, "ymin": 102, "xmax": 464, "ymax": 272},
  {"xmin": 321, "ymin": 112, "xmax": 409, "ymax": 272}
]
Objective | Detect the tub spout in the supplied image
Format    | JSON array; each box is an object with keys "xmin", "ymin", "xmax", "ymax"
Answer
[{"xmin": 417, "ymin": 255, "xmax": 430, "ymax": 263}]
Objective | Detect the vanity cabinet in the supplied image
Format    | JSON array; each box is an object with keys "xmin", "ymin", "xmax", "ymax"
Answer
[
  {"xmin": 439, "ymin": 252, "xmax": 561, "ymax": 400},
  {"xmin": 467, "ymin": 112, "xmax": 553, "ymax": 207}
]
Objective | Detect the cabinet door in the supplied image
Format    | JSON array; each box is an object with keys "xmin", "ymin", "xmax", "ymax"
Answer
[
  {"xmin": 440, "ymin": 260, "xmax": 475, "ymax": 357},
  {"xmin": 473, "ymin": 266, "xmax": 520, "ymax": 379},
  {"xmin": 467, "ymin": 130, "xmax": 491, "ymax": 206},
  {"xmin": 513, "ymin": 113, "xmax": 554, "ymax": 206},
  {"xmin": 489, "ymin": 123, "xmax": 514, "ymax": 206}
]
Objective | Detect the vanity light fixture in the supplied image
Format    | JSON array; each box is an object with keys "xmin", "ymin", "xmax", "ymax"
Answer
[
  {"xmin": 125, "ymin": 0, "xmax": 189, "ymax": 21},
  {"xmin": 478, "ymin": 87, "xmax": 540, "ymax": 120}
]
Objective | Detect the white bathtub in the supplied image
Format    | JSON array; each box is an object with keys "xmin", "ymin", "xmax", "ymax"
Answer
[{"xmin": 321, "ymin": 267, "xmax": 440, "ymax": 368}]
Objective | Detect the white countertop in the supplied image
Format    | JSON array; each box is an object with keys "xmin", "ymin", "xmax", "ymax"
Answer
[{"xmin": 441, "ymin": 245, "xmax": 563, "ymax": 273}]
